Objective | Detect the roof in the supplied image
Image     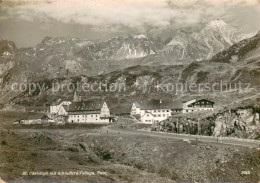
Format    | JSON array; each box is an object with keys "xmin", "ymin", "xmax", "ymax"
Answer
[
  {"xmin": 67, "ymin": 100, "xmax": 105, "ymax": 112},
  {"xmin": 142, "ymin": 112, "xmax": 154, "ymax": 117},
  {"xmin": 67, "ymin": 111, "xmax": 100, "ymax": 115},
  {"xmin": 172, "ymin": 100, "xmax": 183, "ymax": 109},
  {"xmin": 110, "ymin": 105, "xmax": 131, "ymax": 114},
  {"xmin": 133, "ymin": 102, "xmax": 141, "ymax": 108},
  {"xmin": 134, "ymin": 99, "xmax": 183, "ymax": 110},
  {"xmin": 196, "ymin": 99, "xmax": 214, "ymax": 104},
  {"xmin": 51, "ymin": 99, "xmax": 63, "ymax": 105},
  {"xmin": 20, "ymin": 113, "xmax": 46, "ymax": 120},
  {"xmin": 188, "ymin": 99, "xmax": 215, "ymax": 106},
  {"xmin": 62, "ymin": 105, "xmax": 70, "ymax": 112}
]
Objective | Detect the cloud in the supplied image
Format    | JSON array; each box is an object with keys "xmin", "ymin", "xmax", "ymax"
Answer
[{"xmin": 1, "ymin": 0, "xmax": 260, "ymax": 32}]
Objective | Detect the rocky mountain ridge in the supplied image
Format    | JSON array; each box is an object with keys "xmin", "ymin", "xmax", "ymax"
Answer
[
  {"xmin": 0, "ymin": 21, "xmax": 259, "ymax": 107},
  {"xmin": 162, "ymin": 19, "xmax": 253, "ymax": 61}
]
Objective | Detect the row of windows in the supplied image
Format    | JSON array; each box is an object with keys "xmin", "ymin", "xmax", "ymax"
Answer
[
  {"xmin": 70, "ymin": 114, "xmax": 98, "ymax": 118},
  {"xmin": 146, "ymin": 114, "xmax": 170, "ymax": 117},
  {"xmin": 173, "ymin": 109, "xmax": 182, "ymax": 112},
  {"xmin": 185, "ymin": 108, "xmax": 213, "ymax": 112},
  {"xmin": 189, "ymin": 105, "xmax": 213, "ymax": 108},
  {"xmin": 71, "ymin": 118, "xmax": 107, "ymax": 122},
  {"xmin": 197, "ymin": 101, "xmax": 212, "ymax": 104},
  {"xmin": 155, "ymin": 114, "xmax": 169, "ymax": 117},
  {"xmin": 144, "ymin": 109, "xmax": 170, "ymax": 113}
]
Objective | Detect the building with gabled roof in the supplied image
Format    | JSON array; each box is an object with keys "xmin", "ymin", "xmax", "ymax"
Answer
[
  {"xmin": 183, "ymin": 99, "xmax": 214, "ymax": 113},
  {"xmin": 131, "ymin": 99, "xmax": 182, "ymax": 123},
  {"xmin": 49, "ymin": 91, "xmax": 111, "ymax": 123},
  {"xmin": 66, "ymin": 99, "xmax": 110, "ymax": 123},
  {"xmin": 141, "ymin": 112, "xmax": 155, "ymax": 124},
  {"xmin": 50, "ymin": 100, "xmax": 71, "ymax": 115},
  {"xmin": 131, "ymin": 98, "xmax": 214, "ymax": 124}
]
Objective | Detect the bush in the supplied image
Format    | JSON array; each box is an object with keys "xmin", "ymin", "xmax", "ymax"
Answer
[
  {"xmin": 79, "ymin": 143, "xmax": 86, "ymax": 151},
  {"xmin": 1, "ymin": 140, "xmax": 7, "ymax": 145},
  {"xmin": 78, "ymin": 161, "xmax": 84, "ymax": 165},
  {"xmin": 101, "ymin": 152, "xmax": 112, "ymax": 161},
  {"xmin": 134, "ymin": 162, "xmax": 145, "ymax": 170},
  {"xmin": 94, "ymin": 147, "xmax": 112, "ymax": 161},
  {"xmin": 87, "ymin": 157, "xmax": 96, "ymax": 164},
  {"xmin": 158, "ymin": 166, "xmax": 170, "ymax": 177},
  {"xmin": 31, "ymin": 152, "xmax": 37, "ymax": 157},
  {"xmin": 67, "ymin": 147, "xmax": 79, "ymax": 152}
]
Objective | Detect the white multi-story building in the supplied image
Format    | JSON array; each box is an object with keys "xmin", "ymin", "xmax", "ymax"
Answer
[
  {"xmin": 131, "ymin": 99, "xmax": 182, "ymax": 124},
  {"xmin": 131, "ymin": 99, "xmax": 214, "ymax": 124},
  {"xmin": 50, "ymin": 91, "xmax": 111, "ymax": 123},
  {"xmin": 67, "ymin": 100, "xmax": 110, "ymax": 123}
]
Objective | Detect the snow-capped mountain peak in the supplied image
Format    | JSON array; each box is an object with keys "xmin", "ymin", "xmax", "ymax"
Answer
[
  {"xmin": 133, "ymin": 34, "xmax": 148, "ymax": 39},
  {"xmin": 206, "ymin": 19, "xmax": 227, "ymax": 29},
  {"xmin": 162, "ymin": 19, "xmax": 254, "ymax": 60}
]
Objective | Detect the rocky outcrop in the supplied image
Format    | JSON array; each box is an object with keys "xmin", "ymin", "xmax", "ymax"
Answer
[
  {"xmin": 160, "ymin": 107, "xmax": 260, "ymax": 139},
  {"xmin": 213, "ymin": 108, "xmax": 260, "ymax": 138}
]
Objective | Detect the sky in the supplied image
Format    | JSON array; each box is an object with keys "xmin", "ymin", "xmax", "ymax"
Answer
[{"xmin": 0, "ymin": 0, "xmax": 260, "ymax": 48}]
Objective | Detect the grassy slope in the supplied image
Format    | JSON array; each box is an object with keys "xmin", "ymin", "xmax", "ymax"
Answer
[{"xmin": 0, "ymin": 112, "xmax": 260, "ymax": 182}]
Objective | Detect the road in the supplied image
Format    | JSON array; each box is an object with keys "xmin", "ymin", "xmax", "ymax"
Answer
[{"xmin": 102, "ymin": 117, "xmax": 260, "ymax": 148}]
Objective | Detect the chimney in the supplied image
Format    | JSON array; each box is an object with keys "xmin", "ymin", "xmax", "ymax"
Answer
[{"xmin": 160, "ymin": 99, "xmax": 162, "ymax": 104}]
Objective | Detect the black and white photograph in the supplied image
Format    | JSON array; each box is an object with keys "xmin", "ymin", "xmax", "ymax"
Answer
[{"xmin": 0, "ymin": 0, "xmax": 260, "ymax": 182}]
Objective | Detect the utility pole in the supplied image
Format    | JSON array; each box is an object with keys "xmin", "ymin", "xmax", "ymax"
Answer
[
  {"xmin": 164, "ymin": 121, "xmax": 166, "ymax": 132},
  {"xmin": 176, "ymin": 117, "xmax": 179, "ymax": 133},
  {"xmin": 198, "ymin": 114, "xmax": 201, "ymax": 135}
]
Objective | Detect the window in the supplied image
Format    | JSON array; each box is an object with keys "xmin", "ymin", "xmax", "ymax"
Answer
[
  {"xmin": 167, "ymin": 110, "xmax": 169, "ymax": 112},
  {"xmin": 162, "ymin": 110, "xmax": 165, "ymax": 112},
  {"xmin": 186, "ymin": 110, "xmax": 188, "ymax": 112},
  {"xmin": 163, "ymin": 114, "xmax": 165, "ymax": 117}
]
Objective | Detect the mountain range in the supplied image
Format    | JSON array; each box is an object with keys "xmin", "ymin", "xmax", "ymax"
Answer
[{"xmin": 0, "ymin": 19, "xmax": 259, "ymax": 105}]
